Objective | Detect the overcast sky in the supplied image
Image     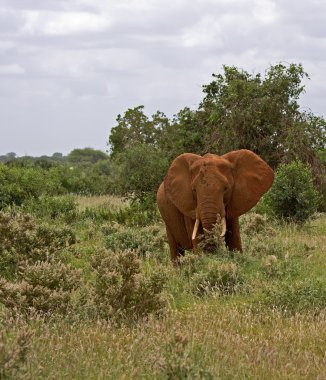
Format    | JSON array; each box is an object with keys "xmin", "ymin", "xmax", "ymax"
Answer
[{"xmin": 0, "ymin": 0, "xmax": 325, "ymax": 156}]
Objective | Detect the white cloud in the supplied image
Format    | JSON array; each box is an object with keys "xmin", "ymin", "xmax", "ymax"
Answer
[
  {"xmin": 0, "ymin": 64, "xmax": 25, "ymax": 75},
  {"xmin": 21, "ymin": 10, "xmax": 112, "ymax": 36},
  {"xmin": 0, "ymin": 0, "xmax": 325, "ymax": 155},
  {"xmin": 253, "ymin": 0, "xmax": 279, "ymax": 24}
]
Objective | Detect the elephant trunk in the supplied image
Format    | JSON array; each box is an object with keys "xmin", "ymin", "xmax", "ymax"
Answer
[{"xmin": 199, "ymin": 200, "xmax": 226, "ymax": 237}]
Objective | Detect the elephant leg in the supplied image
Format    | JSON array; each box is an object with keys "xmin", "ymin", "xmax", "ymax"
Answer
[
  {"xmin": 225, "ymin": 217, "xmax": 242, "ymax": 252},
  {"xmin": 166, "ymin": 227, "xmax": 184, "ymax": 266}
]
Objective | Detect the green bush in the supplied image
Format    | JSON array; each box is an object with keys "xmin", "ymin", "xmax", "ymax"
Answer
[
  {"xmin": 54, "ymin": 165, "xmax": 111, "ymax": 195},
  {"xmin": 0, "ymin": 164, "xmax": 64, "ymax": 208},
  {"xmin": 22, "ymin": 195, "xmax": 78, "ymax": 221},
  {"xmin": 91, "ymin": 250, "xmax": 167, "ymax": 321},
  {"xmin": 191, "ymin": 261, "xmax": 243, "ymax": 296},
  {"xmin": 261, "ymin": 278, "xmax": 326, "ymax": 314},
  {"xmin": 113, "ymin": 144, "xmax": 169, "ymax": 203},
  {"xmin": 103, "ymin": 223, "xmax": 165, "ymax": 257},
  {"xmin": 265, "ymin": 161, "xmax": 319, "ymax": 223}
]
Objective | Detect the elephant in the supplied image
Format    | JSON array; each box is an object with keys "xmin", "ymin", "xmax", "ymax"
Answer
[{"xmin": 157, "ymin": 149, "xmax": 274, "ymax": 265}]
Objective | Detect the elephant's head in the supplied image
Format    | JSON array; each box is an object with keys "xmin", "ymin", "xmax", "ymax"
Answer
[{"xmin": 164, "ymin": 150, "xmax": 274, "ymax": 240}]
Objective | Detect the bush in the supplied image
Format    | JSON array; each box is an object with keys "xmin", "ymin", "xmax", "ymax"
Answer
[
  {"xmin": 266, "ymin": 161, "xmax": 319, "ymax": 223},
  {"xmin": 103, "ymin": 223, "xmax": 165, "ymax": 257},
  {"xmin": 22, "ymin": 195, "xmax": 78, "ymax": 222},
  {"xmin": 241, "ymin": 213, "xmax": 275, "ymax": 236},
  {"xmin": 113, "ymin": 143, "xmax": 169, "ymax": 203},
  {"xmin": 191, "ymin": 261, "xmax": 243, "ymax": 296},
  {"xmin": 261, "ymin": 278, "xmax": 326, "ymax": 314},
  {"xmin": 0, "ymin": 261, "xmax": 82, "ymax": 317},
  {"xmin": 0, "ymin": 211, "xmax": 76, "ymax": 278},
  {"xmin": 56, "ymin": 165, "xmax": 108, "ymax": 195},
  {"xmin": 0, "ymin": 164, "xmax": 64, "ymax": 208},
  {"xmin": 92, "ymin": 250, "xmax": 167, "ymax": 321}
]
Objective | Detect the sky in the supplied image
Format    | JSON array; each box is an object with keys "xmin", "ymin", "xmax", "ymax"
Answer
[{"xmin": 0, "ymin": 0, "xmax": 325, "ymax": 156}]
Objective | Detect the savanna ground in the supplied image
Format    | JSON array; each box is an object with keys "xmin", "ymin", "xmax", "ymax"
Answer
[{"xmin": 1, "ymin": 195, "xmax": 325, "ymax": 379}]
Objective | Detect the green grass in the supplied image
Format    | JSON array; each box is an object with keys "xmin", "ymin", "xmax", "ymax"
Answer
[{"xmin": 1, "ymin": 197, "xmax": 325, "ymax": 379}]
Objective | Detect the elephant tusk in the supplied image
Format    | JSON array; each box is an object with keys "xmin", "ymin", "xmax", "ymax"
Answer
[
  {"xmin": 192, "ymin": 219, "xmax": 200, "ymax": 241},
  {"xmin": 220, "ymin": 217, "xmax": 227, "ymax": 237}
]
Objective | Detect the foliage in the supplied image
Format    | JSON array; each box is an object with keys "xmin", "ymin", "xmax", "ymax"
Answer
[
  {"xmin": 67, "ymin": 147, "xmax": 108, "ymax": 165},
  {"xmin": 157, "ymin": 107, "xmax": 207, "ymax": 160},
  {"xmin": 108, "ymin": 106, "xmax": 169, "ymax": 156},
  {"xmin": 54, "ymin": 165, "xmax": 111, "ymax": 195},
  {"xmin": 0, "ymin": 164, "xmax": 64, "ymax": 208},
  {"xmin": 261, "ymin": 278, "xmax": 326, "ymax": 314},
  {"xmin": 265, "ymin": 161, "xmax": 320, "ymax": 222},
  {"xmin": 113, "ymin": 143, "xmax": 169, "ymax": 202},
  {"xmin": 0, "ymin": 261, "xmax": 82, "ymax": 317},
  {"xmin": 0, "ymin": 196, "xmax": 325, "ymax": 378},
  {"xmin": 103, "ymin": 223, "xmax": 165, "ymax": 256},
  {"xmin": 91, "ymin": 250, "xmax": 167, "ymax": 321},
  {"xmin": 200, "ymin": 64, "xmax": 326, "ymax": 171},
  {"xmin": 191, "ymin": 261, "xmax": 243, "ymax": 296},
  {"xmin": 22, "ymin": 195, "xmax": 78, "ymax": 222},
  {"xmin": 0, "ymin": 211, "xmax": 75, "ymax": 278}
]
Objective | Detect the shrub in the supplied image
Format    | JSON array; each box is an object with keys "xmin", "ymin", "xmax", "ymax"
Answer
[
  {"xmin": 113, "ymin": 143, "xmax": 169, "ymax": 203},
  {"xmin": 197, "ymin": 219, "xmax": 229, "ymax": 255},
  {"xmin": 80, "ymin": 199, "xmax": 160, "ymax": 227},
  {"xmin": 261, "ymin": 278, "xmax": 326, "ymax": 314},
  {"xmin": 266, "ymin": 161, "xmax": 319, "ymax": 223},
  {"xmin": 22, "ymin": 195, "xmax": 78, "ymax": 222},
  {"xmin": 54, "ymin": 165, "xmax": 111, "ymax": 195},
  {"xmin": 191, "ymin": 261, "xmax": 243, "ymax": 296},
  {"xmin": 0, "ymin": 164, "xmax": 64, "ymax": 208},
  {"xmin": 92, "ymin": 250, "xmax": 167, "ymax": 321},
  {"xmin": 103, "ymin": 223, "xmax": 165, "ymax": 257},
  {"xmin": 0, "ymin": 261, "xmax": 82, "ymax": 317},
  {"xmin": 0, "ymin": 211, "xmax": 76, "ymax": 278},
  {"xmin": 241, "ymin": 213, "xmax": 275, "ymax": 236}
]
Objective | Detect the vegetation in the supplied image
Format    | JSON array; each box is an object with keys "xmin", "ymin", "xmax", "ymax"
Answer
[
  {"xmin": 0, "ymin": 62, "xmax": 325, "ymax": 378},
  {"xmin": 264, "ymin": 161, "xmax": 320, "ymax": 222},
  {"xmin": 0, "ymin": 196, "xmax": 325, "ymax": 378}
]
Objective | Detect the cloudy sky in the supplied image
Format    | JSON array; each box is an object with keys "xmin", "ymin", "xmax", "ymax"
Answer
[{"xmin": 0, "ymin": 0, "xmax": 325, "ymax": 156}]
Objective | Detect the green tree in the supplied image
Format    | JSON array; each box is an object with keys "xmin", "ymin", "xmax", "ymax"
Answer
[
  {"xmin": 200, "ymin": 64, "xmax": 326, "ymax": 170},
  {"xmin": 114, "ymin": 143, "xmax": 169, "ymax": 202},
  {"xmin": 265, "ymin": 161, "xmax": 320, "ymax": 222},
  {"xmin": 158, "ymin": 107, "xmax": 207, "ymax": 160},
  {"xmin": 67, "ymin": 148, "xmax": 108, "ymax": 165},
  {"xmin": 108, "ymin": 106, "xmax": 170, "ymax": 156}
]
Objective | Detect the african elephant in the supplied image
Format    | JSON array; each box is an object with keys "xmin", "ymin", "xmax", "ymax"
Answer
[{"xmin": 157, "ymin": 149, "xmax": 274, "ymax": 264}]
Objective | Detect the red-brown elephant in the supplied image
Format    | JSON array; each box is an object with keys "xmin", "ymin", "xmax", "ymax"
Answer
[{"xmin": 157, "ymin": 149, "xmax": 274, "ymax": 265}]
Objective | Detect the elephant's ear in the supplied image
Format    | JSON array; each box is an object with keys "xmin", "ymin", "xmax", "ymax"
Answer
[
  {"xmin": 223, "ymin": 150, "xmax": 274, "ymax": 217},
  {"xmin": 164, "ymin": 153, "xmax": 201, "ymax": 218}
]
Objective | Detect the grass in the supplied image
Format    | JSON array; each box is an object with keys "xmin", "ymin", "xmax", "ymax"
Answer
[
  {"xmin": 1, "ymin": 197, "xmax": 325, "ymax": 379},
  {"xmin": 75, "ymin": 194, "xmax": 128, "ymax": 211}
]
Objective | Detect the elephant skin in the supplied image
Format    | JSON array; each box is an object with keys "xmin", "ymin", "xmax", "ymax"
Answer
[{"xmin": 157, "ymin": 149, "xmax": 274, "ymax": 265}]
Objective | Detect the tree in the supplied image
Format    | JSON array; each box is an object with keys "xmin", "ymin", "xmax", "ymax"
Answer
[
  {"xmin": 200, "ymin": 64, "xmax": 326, "ymax": 170},
  {"xmin": 67, "ymin": 148, "xmax": 108, "ymax": 165},
  {"xmin": 114, "ymin": 143, "xmax": 169, "ymax": 202},
  {"xmin": 108, "ymin": 106, "xmax": 169, "ymax": 156},
  {"xmin": 157, "ymin": 107, "xmax": 207, "ymax": 160}
]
